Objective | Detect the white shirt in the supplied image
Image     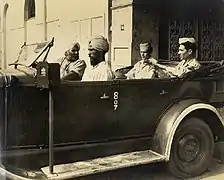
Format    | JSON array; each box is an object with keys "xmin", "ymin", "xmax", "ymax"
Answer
[
  {"xmin": 82, "ymin": 61, "xmax": 114, "ymax": 81},
  {"xmin": 126, "ymin": 58, "xmax": 158, "ymax": 79}
]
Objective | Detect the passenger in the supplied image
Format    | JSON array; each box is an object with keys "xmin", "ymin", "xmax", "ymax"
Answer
[
  {"xmin": 82, "ymin": 35, "xmax": 114, "ymax": 81},
  {"xmin": 60, "ymin": 42, "xmax": 87, "ymax": 80},
  {"xmin": 125, "ymin": 42, "xmax": 158, "ymax": 79},
  {"xmin": 154, "ymin": 37, "xmax": 201, "ymax": 78}
]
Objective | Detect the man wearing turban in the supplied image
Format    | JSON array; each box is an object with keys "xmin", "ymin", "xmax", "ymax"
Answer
[
  {"xmin": 126, "ymin": 42, "xmax": 158, "ymax": 79},
  {"xmin": 154, "ymin": 37, "xmax": 201, "ymax": 78},
  {"xmin": 82, "ymin": 35, "xmax": 114, "ymax": 81},
  {"xmin": 60, "ymin": 42, "xmax": 87, "ymax": 80}
]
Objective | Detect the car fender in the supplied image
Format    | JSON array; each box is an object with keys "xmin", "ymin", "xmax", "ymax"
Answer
[{"xmin": 152, "ymin": 98, "xmax": 224, "ymax": 161}]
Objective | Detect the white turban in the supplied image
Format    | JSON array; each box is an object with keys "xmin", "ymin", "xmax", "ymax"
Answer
[
  {"xmin": 88, "ymin": 35, "xmax": 109, "ymax": 52},
  {"xmin": 65, "ymin": 42, "xmax": 80, "ymax": 56},
  {"xmin": 67, "ymin": 42, "xmax": 80, "ymax": 51}
]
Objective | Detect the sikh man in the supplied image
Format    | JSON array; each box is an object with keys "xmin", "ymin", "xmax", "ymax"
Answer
[
  {"xmin": 126, "ymin": 42, "xmax": 158, "ymax": 79},
  {"xmin": 82, "ymin": 35, "xmax": 114, "ymax": 81},
  {"xmin": 60, "ymin": 42, "xmax": 87, "ymax": 80},
  {"xmin": 154, "ymin": 37, "xmax": 200, "ymax": 78}
]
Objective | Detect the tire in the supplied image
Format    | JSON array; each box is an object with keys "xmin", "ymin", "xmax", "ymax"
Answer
[{"xmin": 168, "ymin": 117, "xmax": 214, "ymax": 179}]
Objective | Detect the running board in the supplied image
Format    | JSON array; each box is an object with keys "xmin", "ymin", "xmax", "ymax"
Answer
[{"xmin": 41, "ymin": 150, "xmax": 165, "ymax": 180}]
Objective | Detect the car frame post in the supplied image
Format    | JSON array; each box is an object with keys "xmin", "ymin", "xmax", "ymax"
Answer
[
  {"xmin": 36, "ymin": 62, "xmax": 60, "ymax": 174},
  {"xmin": 49, "ymin": 87, "xmax": 54, "ymax": 174},
  {"xmin": 35, "ymin": 38, "xmax": 60, "ymax": 174}
]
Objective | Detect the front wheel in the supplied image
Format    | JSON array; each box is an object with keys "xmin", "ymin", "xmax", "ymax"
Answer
[{"xmin": 168, "ymin": 117, "xmax": 214, "ymax": 179}]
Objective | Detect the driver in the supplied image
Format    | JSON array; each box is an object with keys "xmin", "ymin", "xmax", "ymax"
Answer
[
  {"xmin": 60, "ymin": 42, "xmax": 87, "ymax": 80},
  {"xmin": 154, "ymin": 37, "xmax": 200, "ymax": 78}
]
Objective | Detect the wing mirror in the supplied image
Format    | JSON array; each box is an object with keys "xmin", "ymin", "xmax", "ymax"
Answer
[{"xmin": 36, "ymin": 62, "xmax": 60, "ymax": 89}]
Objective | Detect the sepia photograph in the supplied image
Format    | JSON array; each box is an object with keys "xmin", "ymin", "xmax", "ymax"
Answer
[{"xmin": 0, "ymin": 0, "xmax": 224, "ymax": 179}]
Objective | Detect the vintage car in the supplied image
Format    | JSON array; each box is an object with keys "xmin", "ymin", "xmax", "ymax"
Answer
[{"xmin": 1, "ymin": 39, "xmax": 224, "ymax": 180}]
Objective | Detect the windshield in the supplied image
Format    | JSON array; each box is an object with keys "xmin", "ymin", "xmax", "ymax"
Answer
[{"xmin": 12, "ymin": 41, "xmax": 51, "ymax": 67}]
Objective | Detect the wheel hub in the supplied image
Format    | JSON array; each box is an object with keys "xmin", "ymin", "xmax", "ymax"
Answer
[{"xmin": 178, "ymin": 134, "xmax": 200, "ymax": 162}]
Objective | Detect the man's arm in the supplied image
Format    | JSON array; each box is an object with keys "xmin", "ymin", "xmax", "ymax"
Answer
[
  {"xmin": 125, "ymin": 63, "xmax": 140, "ymax": 79},
  {"xmin": 153, "ymin": 63, "xmax": 178, "ymax": 77},
  {"xmin": 69, "ymin": 59, "xmax": 87, "ymax": 78},
  {"xmin": 61, "ymin": 72, "xmax": 81, "ymax": 80}
]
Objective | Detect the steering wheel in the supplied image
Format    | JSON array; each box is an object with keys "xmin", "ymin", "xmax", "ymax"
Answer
[{"xmin": 8, "ymin": 62, "xmax": 29, "ymax": 69}]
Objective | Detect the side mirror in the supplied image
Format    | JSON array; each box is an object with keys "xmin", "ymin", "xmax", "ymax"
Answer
[{"xmin": 36, "ymin": 62, "xmax": 61, "ymax": 89}]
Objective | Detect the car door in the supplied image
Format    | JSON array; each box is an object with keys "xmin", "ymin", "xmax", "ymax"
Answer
[
  {"xmin": 115, "ymin": 78, "xmax": 175, "ymax": 138},
  {"xmin": 6, "ymin": 85, "xmax": 48, "ymax": 148},
  {"xmin": 53, "ymin": 80, "xmax": 119, "ymax": 145}
]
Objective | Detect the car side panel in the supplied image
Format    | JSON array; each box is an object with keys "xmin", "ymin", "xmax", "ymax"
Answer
[
  {"xmin": 6, "ymin": 86, "xmax": 48, "ymax": 148},
  {"xmin": 116, "ymin": 79, "xmax": 178, "ymax": 137},
  {"xmin": 53, "ymin": 81, "xmax": 120, "ymax": 145}
]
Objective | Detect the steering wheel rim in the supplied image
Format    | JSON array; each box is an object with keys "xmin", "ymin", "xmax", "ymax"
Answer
[{"xmin": 8, "ymin": 62, "xmax": 29, "ymax": 68}]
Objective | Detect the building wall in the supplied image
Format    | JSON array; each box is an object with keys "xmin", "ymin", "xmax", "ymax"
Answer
[
  {"xmin": 45, "ymin": 0, "xmax": 109, "ymax": 65},
  {"xmin": 0, "ymin": 0, "xmax": 109, "ymax": 69},
  {"xmin": 1, "ymin": 0, "xmax": 224, "ymax": 70},
  {"xmin": 110, "ymin": 0, "xmax": 133, "ymax": 70},
  {"xmin": 111, "ymin": 4, "xmax": 133, "ymax": 69},
  {"xmin": 1, "ymin": 0, "xmax": 25, "ymax": 68}
]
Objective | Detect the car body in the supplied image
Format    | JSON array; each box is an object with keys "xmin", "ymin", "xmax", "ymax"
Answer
[{"xmin": 1, "ymin": 41, "xmax": 224, "ymax": 179}]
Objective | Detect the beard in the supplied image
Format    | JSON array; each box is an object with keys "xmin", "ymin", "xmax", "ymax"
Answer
[
  {"xmin": 90, "ymin": 56, "xmax": 102, "ymax": 66},
  {"xmin": 66, "ymin": 55, "xmax": 79, "ymax": 62},
  {"xmin": 90, "ymin": 57, "xmax": 97, "ymax": 66}
]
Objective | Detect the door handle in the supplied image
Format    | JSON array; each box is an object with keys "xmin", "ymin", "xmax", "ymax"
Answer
[
  {"xmin": 160, "ymin": 90, "xmax": 168, "ymax": 95},
  {"xmin": 100, "ymin": 93, "xmax": 110, "ymax": 99}
]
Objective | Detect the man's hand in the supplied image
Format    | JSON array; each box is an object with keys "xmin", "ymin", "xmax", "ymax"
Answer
[
  {"xmin": 153, "ymin": 63, "xmax": 167, "ymax": 71},
  {"xmin": 150, "ymin": 59, "xmax": 158, "ymax": 65}
]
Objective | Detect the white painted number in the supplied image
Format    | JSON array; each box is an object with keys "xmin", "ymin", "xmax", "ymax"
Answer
[{"xmin": 114, "ymin": 92, "xmax": 119, "ymax": 110}]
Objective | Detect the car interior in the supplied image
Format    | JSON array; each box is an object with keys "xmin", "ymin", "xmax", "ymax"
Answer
[{"xmin": 113, "ymin": 60, "xmax": 224, "ymax": 80}]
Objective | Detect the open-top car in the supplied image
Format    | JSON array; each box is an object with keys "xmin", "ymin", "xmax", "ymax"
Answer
[{"xmin": 1, "ymin": 39, "xmax": 224, "ymax": 179}]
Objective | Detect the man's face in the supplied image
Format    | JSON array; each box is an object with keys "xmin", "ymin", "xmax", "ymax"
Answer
[
  {"xmin": 65, "ymin": 46, "xmax": 79, "ymax": 62},
  {"xmin": 140, "ymin": 49, "xmax": 150, "ymax": 61},
  {"xmin": 178, "ymin": 44, "xmax": 191, "ymax": 60},
  {"xmin": 88, "ymin": 47, "xmax": 102, "ymax": 66}
]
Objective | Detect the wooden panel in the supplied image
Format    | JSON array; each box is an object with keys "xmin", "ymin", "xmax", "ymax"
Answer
[
  {"xmin": 91, "ymin": 16, "xmax": 105, "ymax": 37},
  {"xmin": 200, "ymin": 20, "xmax": 224, "ymax": 61},
  {"xmin": 113, "ymin": 47, "xmax": 130, "ymax": 67},
  {"xmin": 168, "ymin": 19, "xmax": 224, "ymax": 61},
  {"xmin": 168, "ymin": 19, "xmax": 197, "ymax": 61}
]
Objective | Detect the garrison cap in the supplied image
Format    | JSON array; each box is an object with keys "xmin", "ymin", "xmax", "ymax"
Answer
[
  {"xmin": 140, "ymin": 42, "xmax": 152, "ymax": 51},
  {"xmin": 179, "ymin": 37, "xmax": 196, "ymax": 44}
]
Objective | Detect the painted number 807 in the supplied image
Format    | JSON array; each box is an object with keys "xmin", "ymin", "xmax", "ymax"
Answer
[{"xmin": 114, "ymin": 92, "xmax": 119, "ymax": 110}]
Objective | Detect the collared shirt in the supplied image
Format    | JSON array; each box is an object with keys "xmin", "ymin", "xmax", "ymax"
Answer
[
  {"xmin": 126, "ymin": 58, "xmax": 158, "ymax": 79},
  {"xmin": 60, "ymin": 58, "xmax": 86, "ymax": 78},
  {"xmin": 82, "ymin": 61, "xmax": 114, "ymax": 81},
  {"xmin": 166, "ymin": 58, "xmax": 201, "ymax": 77}
]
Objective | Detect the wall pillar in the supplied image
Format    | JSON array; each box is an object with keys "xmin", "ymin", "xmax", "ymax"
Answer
[
  {"xmin": 111, "ymin": 0, "xmax": 133, "ymax": 69},
  {"xmin": 2, "ymin": 3, "xmax": 9, "ymax": 69}
]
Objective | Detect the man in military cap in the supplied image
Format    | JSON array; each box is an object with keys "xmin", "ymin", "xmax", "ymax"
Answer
[
  {"xmin": 126, "ymin": 42, "xmax": 158, "ymax": 79},
  {"xmin": 154, "ymin": 37, "xmax": 200, "ymax": 78},
  {"xmin": 82, "ymin": 35, "xmax": 114, "ymax": 81},
  {"xmin": 60, "ymin": 42, "xmax": 87, "ymax": 80}
]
